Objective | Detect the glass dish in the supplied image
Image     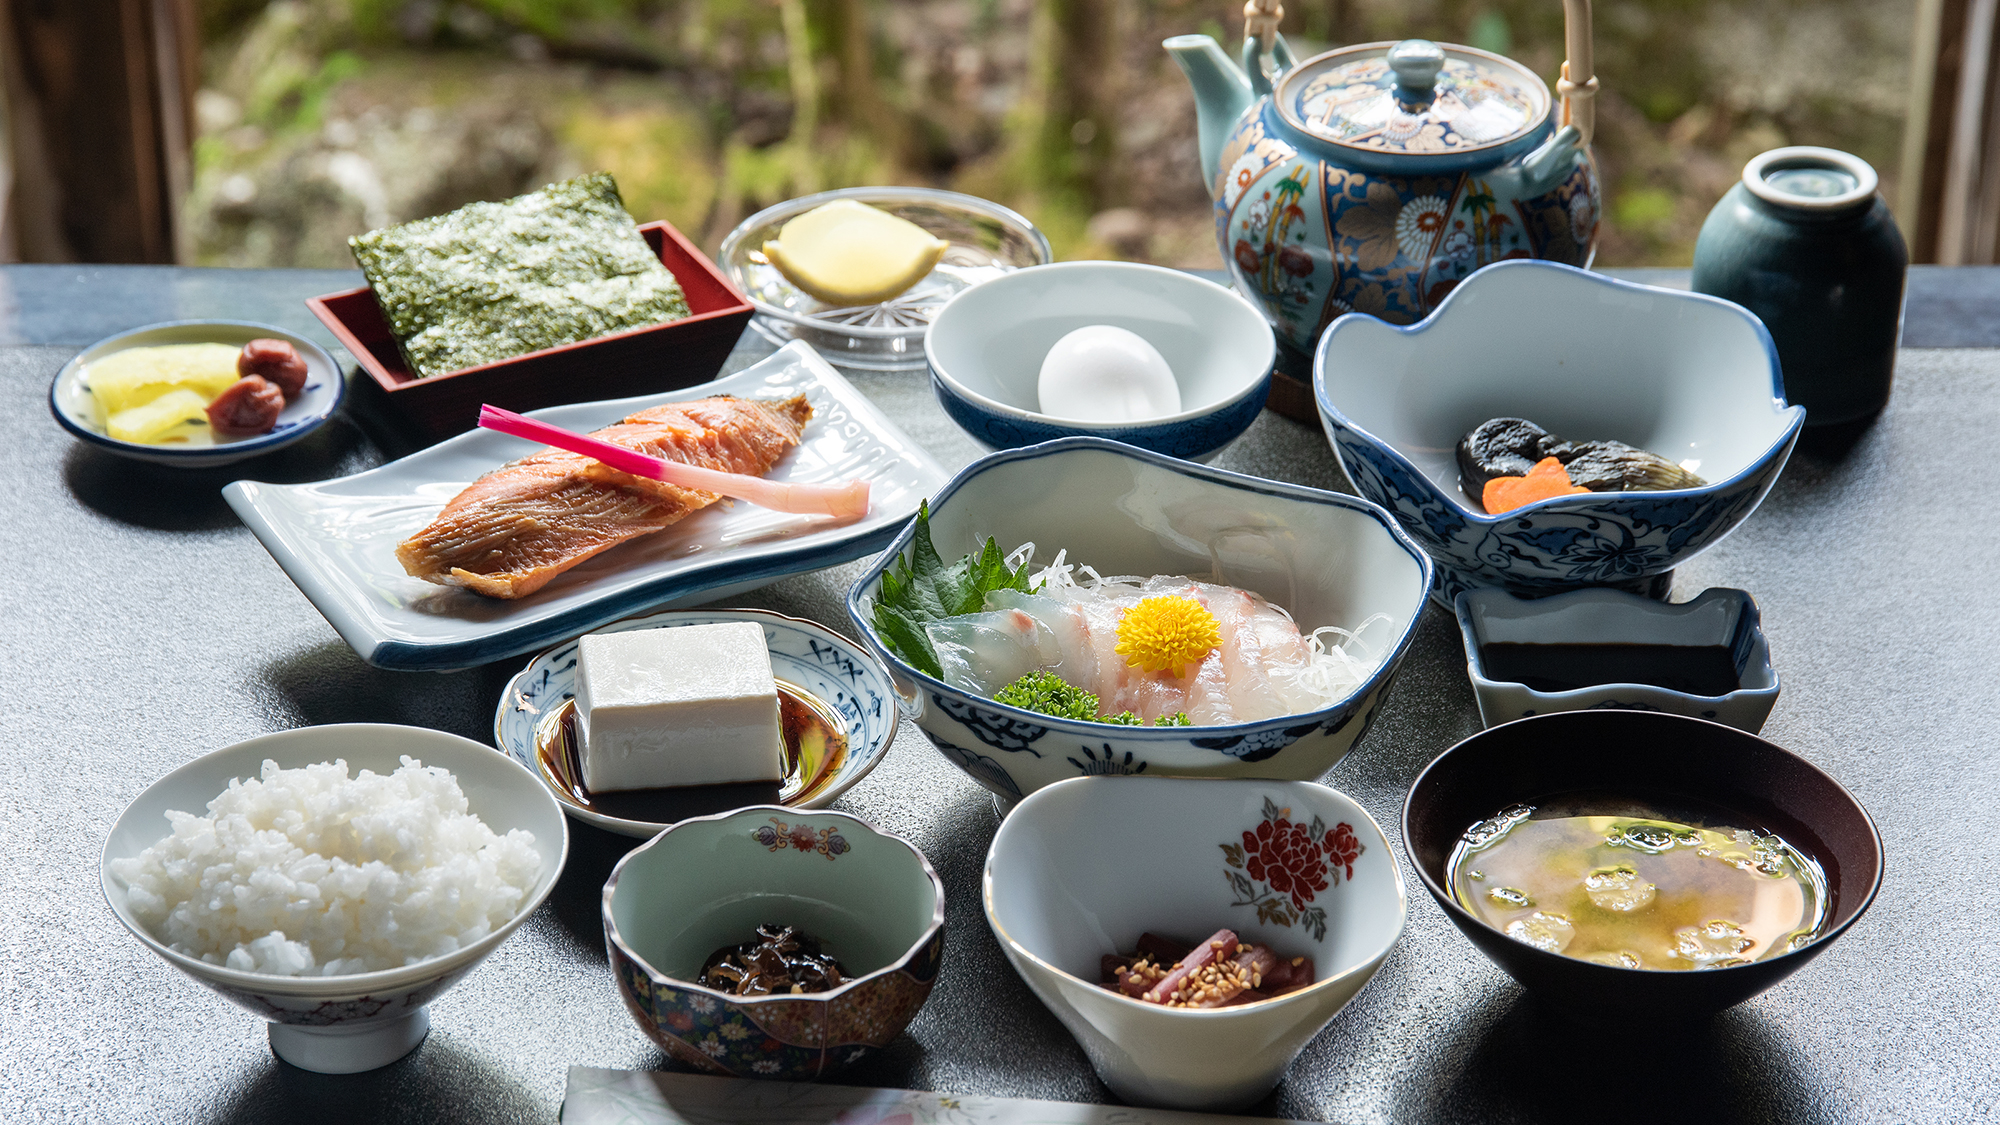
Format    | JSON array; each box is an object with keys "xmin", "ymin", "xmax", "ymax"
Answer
[{"xmin": 720, "ymin": 186, "xmax": 1052, "ymax": 371}]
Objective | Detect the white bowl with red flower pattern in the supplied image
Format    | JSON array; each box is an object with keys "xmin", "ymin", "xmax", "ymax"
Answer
[{"xmin": 983, "ymin": 775, "xmax": 1405, "ymax": 1110}]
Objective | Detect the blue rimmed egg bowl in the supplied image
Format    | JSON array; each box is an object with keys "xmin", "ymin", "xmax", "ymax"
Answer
[
  {"xmin": 844, "ymin": 437, "xmax": 1432, "ymax": 801},
  {"xmin": 603, "ymin": 805, "xmax": 944, "ymax": 1080},
  {"xmin": 1314, "ymin": 261, "xmax": 1805, "ymax": 605},
  {"xmin": 925, "ymin": 261, "xmax": 1275, "ymax": 463},
  {"xmin": 1455, "ymin": 586, "xmax": 1780, "ymax": 733}
]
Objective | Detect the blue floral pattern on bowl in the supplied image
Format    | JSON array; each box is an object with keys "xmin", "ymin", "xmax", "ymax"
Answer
[
  {"xmin": 846, "ymin": 438, "xmax": 1434, "ymax": 800},
  {"xmin": 1314, "ymin": 261, "xmax": 1806, "ymax": 606},
  {"xmin": 494, "ymin": 609, "xmax": 898, "ymax": 838}
]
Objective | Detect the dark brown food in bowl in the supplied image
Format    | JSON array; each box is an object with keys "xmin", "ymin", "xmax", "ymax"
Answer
[
  {"xmin": 699, "ymin": 923, "xmax": 848, "ymax": 996},
  {"xmin": 205, "ymin": 375, "xmax": 285, "ymax": 436},
  {"xmin": 1401, "ymin": 710, "xmax": 1882, "ymax": 1023},
  {"xmin": 238, "ymin": 339, "xmax": 309, "ymax": 399}
]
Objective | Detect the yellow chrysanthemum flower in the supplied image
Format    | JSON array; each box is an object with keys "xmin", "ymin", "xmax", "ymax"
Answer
[{"xmin": 1115, "ymin": 595, "xmax": 1222, "ymax": 675}]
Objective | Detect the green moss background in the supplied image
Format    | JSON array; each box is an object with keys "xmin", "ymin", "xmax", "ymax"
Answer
[{"xmin": 187, "ymin": 0, "xmax": 1915, "ymax": 269}]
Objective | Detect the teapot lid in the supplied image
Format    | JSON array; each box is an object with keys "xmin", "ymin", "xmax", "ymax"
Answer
[{"xmin": 1277, "ymin": 39, "xmax": 1551, "ymax": 162}]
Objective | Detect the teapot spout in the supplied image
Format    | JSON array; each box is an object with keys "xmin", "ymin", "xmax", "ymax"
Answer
[{"xmin": 1165, "ymin": 34, "xmax": 1254, "ymax": 197}]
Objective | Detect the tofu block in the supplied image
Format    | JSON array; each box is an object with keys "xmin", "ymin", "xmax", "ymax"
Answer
[{"xmin": 574, "ymin": 622, "xmax": 784, "ymax": 793}]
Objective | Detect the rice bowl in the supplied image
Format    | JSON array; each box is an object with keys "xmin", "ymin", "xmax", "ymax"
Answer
[
  {"xmin": 101, "ymin": 723, "xmax": 567, "ymax": 1074},
  {"xmin": 112, "ymin": 756, "xmax": 543, "ymax": 977}
]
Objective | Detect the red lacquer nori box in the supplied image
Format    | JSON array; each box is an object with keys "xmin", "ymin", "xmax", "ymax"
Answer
[{"xmin": 307, "ymin": 221, "xmax": 754, "ymax": 445}]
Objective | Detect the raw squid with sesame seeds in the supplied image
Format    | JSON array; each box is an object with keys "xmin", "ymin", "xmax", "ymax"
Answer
[
  {"xmin": 1099, "ymin": 928, "xmax": 1316, "ymax": 1007},
  {"xmin": 919, "ymin": 547, "xmax": 1393, "ymax": 726}
]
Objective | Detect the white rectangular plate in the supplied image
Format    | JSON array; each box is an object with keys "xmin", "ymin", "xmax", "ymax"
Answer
[
  {"xmin": 225, "ymin": 342, "xmax": 948, "ymax": 671},
  {"xmin": 560, "ymin": 1069, "xmax": 1308, "ymax": 1125}
]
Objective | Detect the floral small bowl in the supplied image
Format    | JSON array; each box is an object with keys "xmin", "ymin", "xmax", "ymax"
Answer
[
  {"xmin": 1456, "ymin": 586, "xmax": 1780, "ymax": 733},
  {"xmin": 100, "ymin": 724, "xmax": 567, "ymax": 1074},
  {"xmin": 603, "ymin": 805, "xmax": 944, "ymax": 1080},
  {"xmin": 844, "ymin": 438, "xmax": 1432, "ymax": 802},
  {"xmin": 926, "ymin": 261, "xmax": 1275, "ymax": 463},
  {"xmin": 985, "ymin": 776, "xmax": 1405, "ymax": 1110},
  {"xmin": 1315, "ymin": 261, "xmax": 1805, "ymax": 605}
]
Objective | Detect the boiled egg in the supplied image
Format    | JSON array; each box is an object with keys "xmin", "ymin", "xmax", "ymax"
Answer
[{"xmin": 1035, "ymin": 325, "xmax": 1181, "ymax": 422}]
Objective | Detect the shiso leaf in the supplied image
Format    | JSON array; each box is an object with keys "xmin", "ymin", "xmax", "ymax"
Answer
[
  {"xmin": 871, "ymin": 501, "xmax": 1037, "ymax": 679},
  {"xmin": 349, "ymin": 172, "xmax": 690, "ymax": 379}
]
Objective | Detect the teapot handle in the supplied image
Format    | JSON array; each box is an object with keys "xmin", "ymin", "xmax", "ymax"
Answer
[
  {"xmin": 1241, "ymin": 0, "xmax": 1299, "ymax": 96},
  {"xmin": 1559, "ymin": 0, "xmax": 1598, "ymax": 145}
]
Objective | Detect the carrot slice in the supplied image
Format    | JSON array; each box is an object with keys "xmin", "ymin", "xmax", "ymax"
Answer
[{"xmin": 1482, "ymin": 456, "xmax": 1591, "ymax": 514}]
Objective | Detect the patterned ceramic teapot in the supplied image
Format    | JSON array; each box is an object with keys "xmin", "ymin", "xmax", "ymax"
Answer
[{"xmin": 1168, "ymin": 0, "xmax": 1602, "ymax": 351}]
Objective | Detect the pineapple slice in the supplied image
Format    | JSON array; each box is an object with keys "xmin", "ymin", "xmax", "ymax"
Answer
[
  {"xmin": 107, "ymin": 388, "xmax": 211, "ymax": 443},
  {"xmin": 86, "ymin": 343, "xmax": 242, "ymax": 415},
  {"xmin": 762, "ymin": 200, "xmax": 949, "ymax": 307}
]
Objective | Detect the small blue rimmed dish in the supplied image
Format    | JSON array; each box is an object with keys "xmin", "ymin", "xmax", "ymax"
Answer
[
  {"xmin": 926, "ymin": 261, "xmax": 1274, "ymax": 463},
  {"xmin": 1455, "ymin": 587, "xmax": 1779, "ymax": 733},
  {"xmin": 494, "ymin": 608, "xmax": 900, "ymax": 839},
  {"xmin": 50, "ymin": 320, "xmax": 344, "ymax": 468}
]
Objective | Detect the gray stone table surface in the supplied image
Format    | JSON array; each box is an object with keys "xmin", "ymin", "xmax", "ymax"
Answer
[{"xmin": 3, "ymin": 265, "xmax": 1995, "ymax": 1124}]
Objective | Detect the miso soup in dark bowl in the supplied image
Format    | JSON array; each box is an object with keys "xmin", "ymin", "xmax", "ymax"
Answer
[{"xmin": 1402, "ymin": 710, "xmax": 1881, "ymax": 1023}]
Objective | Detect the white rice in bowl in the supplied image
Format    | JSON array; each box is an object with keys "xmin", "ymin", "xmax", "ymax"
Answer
[{"xmin": 111, "ymin": 756, "xmax": 542, "ymax": 977}]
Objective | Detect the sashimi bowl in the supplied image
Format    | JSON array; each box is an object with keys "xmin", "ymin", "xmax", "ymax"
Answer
[
  {"xmin": 844, "ymin": 438, "xmax": 1432, "ymax": 801},
  {"xmin": 603, "ymin": 805, "xmax": 945, "ymax": 1080},
  {"xmin": 1314, "ymin": 260, "xmax": 1805, "ymax": 605},
  {"xmin": 100, "ymin": 723, "xmax": 568, "ymax": 1074},
  {"xmin": 985, "ymin": 776, "xmax": 1405, "ymax": 1110}
]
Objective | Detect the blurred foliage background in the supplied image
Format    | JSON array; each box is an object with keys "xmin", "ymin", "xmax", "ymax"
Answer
[{"xmin": 186, "ymin": 0, "xmax": 1915, "ymax": 269}]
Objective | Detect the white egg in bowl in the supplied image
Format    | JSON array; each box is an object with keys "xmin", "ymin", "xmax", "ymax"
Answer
[{"xmin": 926, "ymin": 261, "xmax": 1275, "ymax": 463}]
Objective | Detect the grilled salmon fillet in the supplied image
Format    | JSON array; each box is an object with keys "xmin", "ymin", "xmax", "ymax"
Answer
[{"xmin": 395, "ymin": 395, "xmax": 813, "ymax": 599}]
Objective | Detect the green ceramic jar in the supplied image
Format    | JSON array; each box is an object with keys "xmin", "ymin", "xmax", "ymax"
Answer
[{"xmin": 1692, "ymin": 147, "xmax": 1907, "ymax": 426}]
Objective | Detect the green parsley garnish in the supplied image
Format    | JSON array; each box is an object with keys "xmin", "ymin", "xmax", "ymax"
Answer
[{"xmin": 993, "ymin": 670, "xmax": 1192, "ymax": 727}]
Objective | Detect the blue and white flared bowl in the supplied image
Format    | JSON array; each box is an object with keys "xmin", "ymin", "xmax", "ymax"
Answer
[
  {"xmin": 1314, "ymin": 261, "xmax": 1805, "ymax": 605},
  {"xmin": 926, "ymin": 262, "xmax": 1274, "ymax": 463},
  {"xmin": 844, "ymin": 438, "xmax": 1432, "ymax": 800}
]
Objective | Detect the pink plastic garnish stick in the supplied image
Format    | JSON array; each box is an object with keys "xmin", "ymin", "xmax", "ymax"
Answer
[{"xmin": 477, "ymin": 404, "xmax": 870, "ymax": 518}]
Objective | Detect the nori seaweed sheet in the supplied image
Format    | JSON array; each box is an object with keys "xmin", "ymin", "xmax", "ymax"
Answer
[{"xmin": 349, "ymin": 172, "xmax": 690, "ymax": 379}]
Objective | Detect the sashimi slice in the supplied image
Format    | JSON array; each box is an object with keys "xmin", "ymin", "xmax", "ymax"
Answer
[
  {"xmin": 986, "ymin": 590, "xmax": 1097, "ymax": 688},
  {"xmin": 395, "ymin": 395, "xmax": 811, "ymax": 599},
  {"xmin": 927, "ymin": 608, "xmax": 1061, "ymax": 695}
]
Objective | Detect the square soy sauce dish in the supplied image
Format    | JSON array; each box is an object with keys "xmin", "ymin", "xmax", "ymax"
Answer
[{"xmin": 1454, "ymin": 587, "xmax": 1778, "ymax": 733}]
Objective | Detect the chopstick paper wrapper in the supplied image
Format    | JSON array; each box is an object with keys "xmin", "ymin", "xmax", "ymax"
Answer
[
  {"xmin": 477, "ymin": 404, "xmax": 871, "ymax": 518},
  {"xmin": 561, "ymin": 1069, "xmax": 1315, "ymax": 1125}
]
